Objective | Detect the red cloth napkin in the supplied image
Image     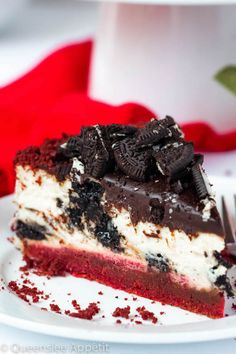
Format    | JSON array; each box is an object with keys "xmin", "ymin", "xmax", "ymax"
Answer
[{"xmin": 0, "ymin": 40, "xmax": 236, "ymax": 197}]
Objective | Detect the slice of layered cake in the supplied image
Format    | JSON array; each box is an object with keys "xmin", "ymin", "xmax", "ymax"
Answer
[{"xmin": 12, "ymin": 116, "xmax": 233, "ymax": 318}]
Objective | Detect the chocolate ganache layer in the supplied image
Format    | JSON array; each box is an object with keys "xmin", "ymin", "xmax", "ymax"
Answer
[
  {"xmin": 14, "ymin": 116, "xmax": 224, "ymax": 237},
  {"xmin": 100, "ymin": 173, "xmax": 222, "ymax": 236}
]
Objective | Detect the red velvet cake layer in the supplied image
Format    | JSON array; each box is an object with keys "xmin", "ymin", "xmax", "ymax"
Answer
[{"xmin": 22, "ymin": 241, "xmax": 224, "ymax": 318}]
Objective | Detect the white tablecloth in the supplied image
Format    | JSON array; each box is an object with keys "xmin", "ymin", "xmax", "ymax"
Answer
[{"xmin": 0, "ymin": 0, "xmax": 235, "ymax": 352}]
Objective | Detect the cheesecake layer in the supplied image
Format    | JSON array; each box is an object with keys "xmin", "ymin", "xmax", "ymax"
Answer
[{"xmin": 13, "ymin": 165, "xmax": 230, "ymax": 293}]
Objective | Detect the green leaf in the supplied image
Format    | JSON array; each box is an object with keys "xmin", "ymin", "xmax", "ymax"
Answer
[{"xmin": 214, "ymin": 65, "xmax": 236, "ymax": 96}]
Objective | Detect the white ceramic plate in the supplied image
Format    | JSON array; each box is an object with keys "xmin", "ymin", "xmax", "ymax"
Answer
[{"xmin": 0, "ymin": 176, "xmax": 235, "ymax": 344}]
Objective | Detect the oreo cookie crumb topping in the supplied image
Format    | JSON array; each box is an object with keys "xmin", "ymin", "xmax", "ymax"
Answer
[
  {"xmin": 60, "ymin": 136, "xmax": 82, "ymax": 158},
  {"xmin": 15, "ymin": 221, "xmax": 46, "ymax": 241},
  {"xmin": 152, "ymin": 142, "xmax": 194, "ymax": 180},
  {"xmin": 113, "ymin": 138, "xmax": 151, "ymax": 181},
  {"xmin": 56, "ymin": 116, "xmax": 189, "ymax": 183},
  {"xmin": 168, "ymin": 123, "xmax": 184, "ymax": 140},
  {"xmin": 81, "ymin": 126, "xmax": 110, "ymax": 178},
  {"xmin": 193, "ymin": 154, "xmax": 204, "ymax": 166},
  {"xmin": 136, "ymin": 116, "xmax": 177, "ymax": 148},
  {"xmin": 15, "ymin": 117, "xmax": 216, "ymax": 206},
  {"xmin": 146, "ymin": 254, "xmax": 169, "ymax": 272},
  {"xmin": 106, "ymin": 124, "xmax": 138, "ymax": 143},
  {"xmin": 171, "ymin": 180, "xmax": 183, "ymax": 194},
  {"xmin": 54, "ymin": 163, "xmax": 72, "ymax": 182},
  {"xmin": 192, "ymin": 163, "xmax": 212, "ymax": 200}
]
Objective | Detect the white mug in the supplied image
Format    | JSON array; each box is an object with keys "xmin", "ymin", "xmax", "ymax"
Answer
[{"xmin": 91, "ymin": 2, "xmax": 236, "ymax": 130}]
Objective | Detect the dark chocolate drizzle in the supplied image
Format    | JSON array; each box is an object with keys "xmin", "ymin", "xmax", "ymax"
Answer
[{"xmin": 101, "ymin": 172, "xmax": 223, "ymax": 235}]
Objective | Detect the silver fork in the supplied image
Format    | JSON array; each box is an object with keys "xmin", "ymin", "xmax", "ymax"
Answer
[{"xmin": 221, "ymin": 196, "xmax": 236, "ymax": 257}]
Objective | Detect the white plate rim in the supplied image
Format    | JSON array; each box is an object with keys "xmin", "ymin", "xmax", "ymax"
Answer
[{"xmin": 0, "ymin": 311, "xmax": 236, "ymax": 344}]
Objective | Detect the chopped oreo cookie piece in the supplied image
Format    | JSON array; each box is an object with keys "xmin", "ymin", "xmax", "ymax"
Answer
[
  {"xmin": 191, "ymin": 163, "xmax": 212, "ymax": 200},
  {"xmin": 168, "ymin": 123, "xmax": 184, "ymax": 140},
  {"xmin": 57, "ymin": 118, "xmax": 199, "ymax": 183},
  {"xmin": 57, "ymin": 135, "xmax": 83, "ymax": 160},
  {"xmin": 214, "ymin": 274, "xmax": 234, "ymax": 297},
  {"xmin": 113, "ymin": 138, "xmax": 151, "ymax": 181},
  {"xmin": 171, "ymin": 180, "xmax": 183, "ymax": 194},
  {"xmin": 54, "ymin": 162, "xmax": 72, "ymax": 181},
  {"xmin": 101, "ymin": 124, "xmax": 138, "ymax": 164},
  {"xmin": 106, "ymin": 124, "xmax": 138, "ymax": 143},
  {"xmin": 95, "ymin": 217, "xmax": 122, "ymax": 252},
  {"xmin": 68, "ymin": 180, "xmax": 122, "ymax": 251},
  {"xmin": 213, "ymin": 251, "xmax": 232, "ymax": 269},
  {"xmin": 81, "ymin": 125, "xmax": 110, "ymax": 178},
  {"xmin": 193, "ymin": 153, "xmax": 204, "ymax": 166},
  {"xmin": 15, "ymin": 220, "xmax": 46, "ymax": 240},
  {"xmin": 146, "ymin": 253, "xmax": 169, "ymax": 272},
  {"xmin": 136, "ymin": 117, "xmax": 173, "ymax": 148},
  {"xmin": 152, "ymin": 142, "xmax": 194, "ymax": 179},
  {"xmin": 63, "ymin": 136, "xmax": 83, "ymax": 157}
]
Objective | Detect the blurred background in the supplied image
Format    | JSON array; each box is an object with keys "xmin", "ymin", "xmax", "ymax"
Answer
[
  {"xmin": 1, "ymin": 0, "xmax": 236, "ymax": 123},
  {"xmin": 0, "ymin": 0, "xmax": 98, "ymax": 85},
  {"xmin": 1, "ymin": 0, "xmax": 236, "ymax": 126}
]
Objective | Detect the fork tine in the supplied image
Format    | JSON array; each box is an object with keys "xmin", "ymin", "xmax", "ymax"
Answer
[{"xmin": 221, "ymin": 196, "xmax": 235, "ymax": 244}]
